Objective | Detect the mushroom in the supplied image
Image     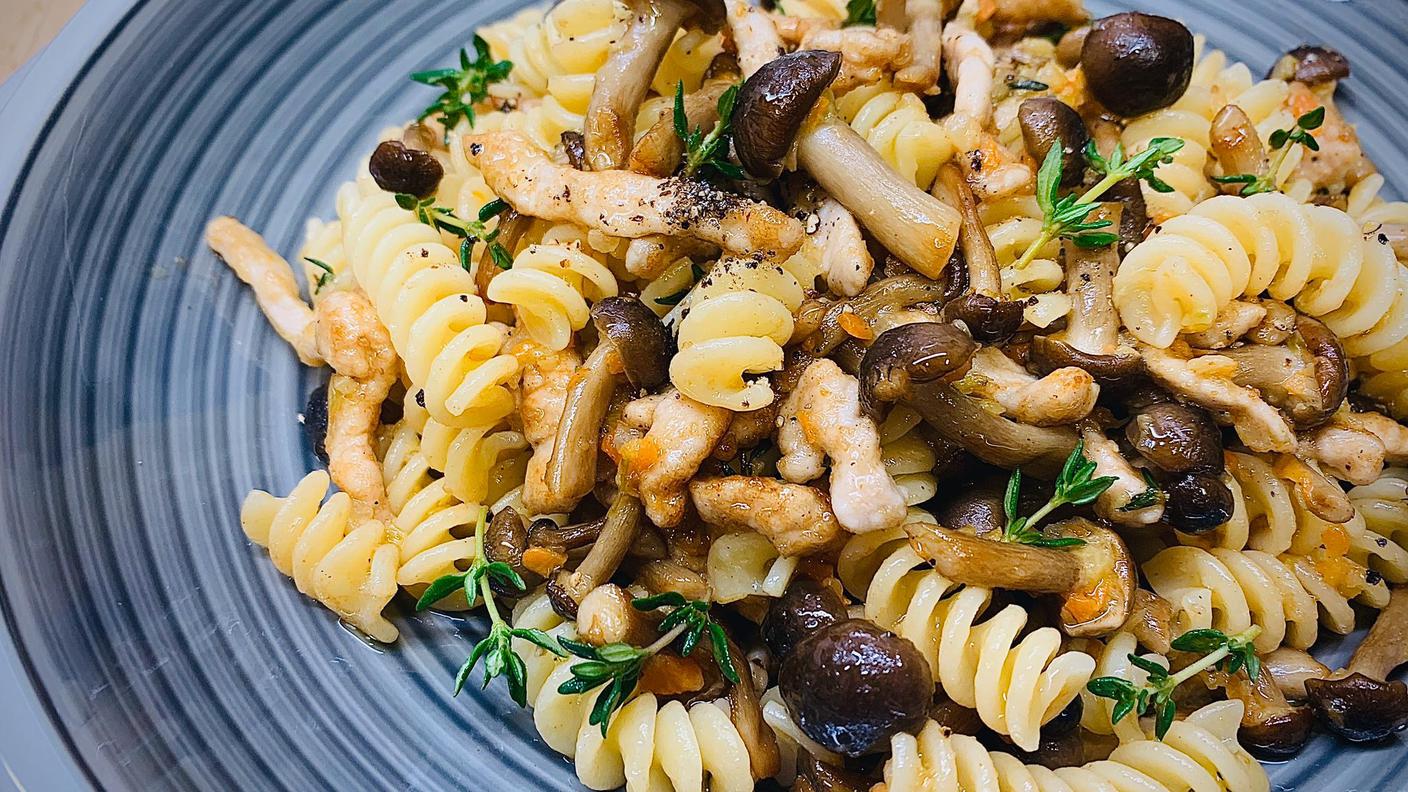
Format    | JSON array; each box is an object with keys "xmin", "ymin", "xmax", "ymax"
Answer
[
  {"xmin": 1018, "ymin": 98, "xmax": 1090, "ymax": 188},
  {"xmin": 1212, "ymin": 316, "xmax": 1349, "ymax": 431},
  {"xmin": 1273, "ymin": 454, "xmax": 1356, "ymax": 525},
  {"xmin": 780, "ymin": 619, "xmax": 933, "ymax": 756},
  {"xmin": 303, "ymin": 383, "xmax": 330, "ymax": 463},
  {"xmin": 1081, "ymin": 12, "xmax": 1194, "ymax": 117},
  {"xmin": 1124, "ymin": 589, "xmax": 1175, "ymax": 655},
  {"xmin": 857, "ymin": 321, "xmax": 978, "ymax": 419},
  {"xmin": 1306, "ymin": 586, "xmax": 1408, "ymax": 742},
  {"xmin": 932, "ymin": 476, "xmax": 1010, "ymax": 537},
  {"xmin": 1264, "ymin": 647, "xmax": 1332, "ymax": 701},
  {"xmin": 807, "ymin": 275, "xmax": 950, "ymax": 358},
  {"xmin": 584, "ymin": 0, "xmax": 725, "ymax": 170},
  {"xmin": 368, "ymin": 140, "xmax": 444, "ymax": 197},
  {"xmin": 1029, "ymin": 213, "xmax": 1144, "ymax": 383},
  {"xmin": 1163, "ymin": 471, "xmax": 1236, "ymax": 535},
  {"xmin": 963, "ymin": 348, "xmax": 1099, "ymax": 427},
  {"xmin": 541, "ymin": 297, "xmax": 674, "ymax": 509},
  {"xmin": 1055, "ymin": 25, "xmax": 1089, "ymax": 68},
  {"xmin": 794, "ymin": 754, "xmax": 872, "ymax": 792},
  {"xmin": 1209, "ymin": 105, "xmax": 1270, "ymax": 194},
  {"xmin": 762, "ymin": 578, "xmax": 848, "ymax": 662},
  {"xmin": 790, "ymin": 24, "xmax": 912, "ymax": 95},
  {"xmin": 1207, "ymin": 662, "xmax": 1314, "ymax": 758},
  {"xmin": 464, "ymin": 133, "xmax": 806, "ymax": 261},
  {"xmin": 688, "ymin": 476, "xmax": 845, "ymax": 557},
  {"xmin": 634, "ymin": 558, "xmax": 711, "ymax": 601},
  {"xmin": 1124, "ymin": 401, "xmax": 1223, "ymax": 475},
  {"xmin": 575, "ymin": 583, "xmax": 661, "ymax": 647},
  {"xmin": 732, "ymin": 50, "xmax": 841, "ymax": 181},
  {"xmin": 724, "ymin": 631, "xmax": 783, "ymax": 782},
  {"xmin": 1182, "ymin": 301, "xmax": 1270, "ymax": 350},
  {"xmin": 935, "ymin": 163, "xmax": 1025, "ymax": 343},
  {"xmin": 1267, "ymin": 45, "xmax": 1351, "ymax": 84},
  {"xmin": 546, "ymin": 492, "xmax": 643, "ymax": 618},
  {"xmin": 905, "ymin": 517, "xmax": 1137, "ymax": 637},
  {"xmin": 1137, "ymin": 343, "xmax": 1298, "ymax": 453},
  {"xmin": 1079, "ymin": 421, "xmax": 1166, "ymax": 527},
  {"xmin": 629, "ymin": 75, "xmax": 739, "ymax": 178}
]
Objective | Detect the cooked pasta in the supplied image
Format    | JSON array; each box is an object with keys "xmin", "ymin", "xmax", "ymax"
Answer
[
  {"xmin": 707, "ymin": 531, "xmax": 799, "ymax": 603},
  {"xmin": 837, "ymin": 82, "xmax": 956, "ymax": 191},
  {"xmin": 488, "ymin": 242, "xmax": 620, "ymax": 350},
  {"xmin": 241, "ymin": 470, "xmax": 399, "ymax": 642},
  {"xmin": 479, "ymin": 0, "xmax": 627, "ymax": 112}
]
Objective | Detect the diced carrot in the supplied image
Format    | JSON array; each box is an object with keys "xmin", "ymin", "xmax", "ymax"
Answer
[
  {"xmin": 522, "ymin": 546, "xmax": 568, "ymax": 577},
  {"xmin": 838, "ymin": 311, "xmax": 875, "ymax": 342}
]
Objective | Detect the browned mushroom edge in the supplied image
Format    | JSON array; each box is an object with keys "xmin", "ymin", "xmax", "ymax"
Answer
[
  {"xmin": 1018, "ymin": 98, "xmax": 1090, "ymax": 188},
  {"xmin": 806, "ymin": 275, "xmax": 950, "ymax": 357},
  {"xmin": 1267, "ymin": 45, "xmax": 1351, "ymax": 84},
  {"xmin": 1213, "ymin": 315, "xmax": 1348, "ymax": 431},
  {"xmin": 733, "ymin": 50, "xmax": 842, "ymax": 180},
  {"xmin": 546, "ymin": 492, "xmax": 643, "ymax": 618},
  {"xmin": 1306, "ymin": 586, "xmax": 1408, "ymax": 742},
  {"xmin": 935, "ymin": 163, "xmax": 1024, "ymax": 343},
  {"xmin": 857, "ymin": 322, "xmax": 978, "ymax": 420},
  {"xmin": 1209, "ymin": 105, "xmax": 1270, "ymax": 191}
]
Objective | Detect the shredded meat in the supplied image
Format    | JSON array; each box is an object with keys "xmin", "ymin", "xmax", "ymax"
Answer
[
  {"xmin": 465, "ymin": 132, "xmax": 805, "ymax": 261},
  {"xmin": 813, "ymin": 197, "xmax": 874, "ymax": 297},
  {"xmin": 725, "ymin": 0, "xmax": 785, "ymax": 78},
  {"xmin": 797, "ymin": 26, "xmax": 911, "ymax": 94},
  {"xmin": 1183, "ymin": 301, "xmax": 1269, "ymax": 350},
  {"xmin": 1302, "ymin": 424, "xmax": 1384, "ymax": 486},
  {"xmin": 965, "ymin": 348, "xmax": 1097, "ymax": 426},
  {"xmin": 206, "ymin": 217, "xmax": 322, "ymax": 365},
  {"xmin": 1080, "ymin": 422, "xmax": 1163, "ymax": 527},
  {"xmin": 621, "ymin": 390, "xmax": 732, "ymax": 528},
  {"xmin": 893, "ymin": 0, "xmax": 943, "ymax": 94},
  {"xmin": 777, "ymin": 359, "xmax": 906, "ymax": 533},
  {"xmin": 1285, "ymin": 84, "xmax": 1373, "ymax": 194},
  {"xmin": 508, "ymin": 331, "xmax": 582, "ymax": 514},
  {"xmin": 1140, "ymin": 344, "xmax": 1297, "ymax": 453},
  {"xmin": 689, "ymin": 476, "xmax": 844, "ymax": 556},
  {"xmin": 316, "ymin": 291, "xmax": 398, "ymax": 523},
  {"xmin": 979, "ymin": 0, "xmax": 1087, "ymax": 30}
]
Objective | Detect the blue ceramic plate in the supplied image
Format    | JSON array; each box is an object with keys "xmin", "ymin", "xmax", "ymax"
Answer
[{"xmin": 1, "ymin": 1, "xmax": 1406, "ymax": 789}]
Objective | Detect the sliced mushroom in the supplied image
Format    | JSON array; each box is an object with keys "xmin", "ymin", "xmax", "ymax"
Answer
[
  {"xmin": 547, "ymin": 492, "xmax": 643, "ymax": 617},
  {"xmin": 575, "ymin": 583, "xmax": 660, "ymax": 646},
  {"xmin": 584, "ymin": 0, "xmax": 726, "ymax": 170},
  {"xmin": 1306, "ymin": 586, "xmax": 1408, "ymax": 742},
  {"xmin": 1209, "ymin": 105, "xmax": 1269, "ymax": 193},
  {"xmin": 1264, "ymin": 647, "xmax": 1332, "ymax": 701},
  {"xmin": 542, "ymin": 297, "xmax": 674, "ymax": 510},
  {"xmin": 689, "ymin": 476, "xmax": 844, "ymax": 557},
  {"xmin": 1018, "ymin": 98, "xmax": 1090, "ymax": 188},
  {"xmin": 1124, "ymin": 589, "xmax": 1175, "ymax": 655},
  {"xmin": 1213, "ymin": 316, "xmax": 1348, "ymax": 431},
  {"xmin": 1267, "ymin": 45, "xmax": 1351, "ymax": 84},
  {"xmin": 905, "ymin": 518, "xmax": 1136, "ymax": 636},
  {"xmin": 808, "ymin": 275, "xmax": 950, "ymax": 358},
  {"xmin": 935, "ymin": 163, "xmax": 1025, "ymax": 343},
  {"xmin": 1138, "ymin": 343, "xmax": 1297, "ymax": 453},
  {"xmin": 1029, "ymin": 213, "xmax": 1144, "ymax": 383},
  {"xmin": 464, "ymin": 133, "xmax": 805, "ymax": 261}
]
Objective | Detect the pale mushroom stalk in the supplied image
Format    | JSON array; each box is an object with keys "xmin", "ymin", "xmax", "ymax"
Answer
[
  {"xmin": 1137, "ymin": 343, "xmax": 1298, "ymax": 453},
  {"xmin": 723, "ymin": 633, "xmax": 782, "ymax": 782},
  {"xmin": 904, "ymin": 517, "xmax": 1136, "ymax": 636},
  {"xmin": 1264, "ymin": 647, "xmax": 1332, "ymax": 701},
  {"xmin": 584, "ymin": 0, "xmax": 722, "ymax": 171},
  {"xmin": 1080, "ymin": 421, "xmax": 1164, "ymax": 526},
  {"xmin": 466, "ymin": 133, "xmax": 805, "ymax": 261},
  {"xmin": 1306, "ymin": 585, "xmax": 1408, "ymax": 742},
  {"xmin": 1273, "ymin": 454, "xmax": 1355, "ymax": 525},
  {"xmin": 548, "ymin": 493, "xmax": 644, "ymax": 616},
  {"xmin": 1210, "ymin": 105, "xmax": 1270, "ymax": 193},
  {"xmin": 688, "ymin": 477, "xmax": 844, "ymax": 557},
  {"xmin": 892, "ymin": 0, "xmax": 943, "ymax": 94},
  {"xmin": 206, "ymin": 216, "xmax": 322, "ymax": 366},
  {"xmin": 629, "ymin": 76, "xmax": 737, "ymax": 178},
  {"xmin": 1210, "ymin": 316, "xmax": 1349, "ymax": 431},
  {"xmin": 934, "ymin": 163, "xmax": 1024, "ymax": 342}
]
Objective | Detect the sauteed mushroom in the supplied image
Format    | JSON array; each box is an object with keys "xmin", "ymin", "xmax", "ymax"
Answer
[
  {"xmin": 1307, "ymin": 586, "xmax": 1408, "ymax": 742},
  {"xmin": 1081, "ymin": 13, "xmax": 1194, "ymax": 117},
  {"xmin": 734, "ymin": 50, "xmax": 842, "ymax": 180}
]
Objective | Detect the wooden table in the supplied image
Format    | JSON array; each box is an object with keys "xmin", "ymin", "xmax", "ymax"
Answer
[{"xmin": 1, "ymin": 0, "xmax": 86, "ymax": 84}]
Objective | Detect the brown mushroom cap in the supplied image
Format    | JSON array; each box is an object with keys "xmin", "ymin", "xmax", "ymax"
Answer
[
  {"xmin": 1296, "ymin": 316, "xmax": 1350, "ymax": 430},
  {"xmin": 1045, "ymin": 518, "xmax": 1137, "ymax": 636},
  {"xmin": 369, "ymin": 140, "xmax": 444, "ymax": 197},
  {"xmin": 591, "ymin": 295, "xmax": 674, "ymax": 389},
  {"xmin": 1306, "ymin": 672, "xmax": 1408, "ymax": 742},
  {"xmin": 1081, "ymin": 13, "xmax": 1194, "ymax": 117},
  {"xmin": 1029, "ymin": 335, "xmax": 1144, "ymax": 384},
  {"xmin": 1268, "ymin": 45, "xmax": 1351, "ymax": 84},
  {"xmin": 806, "ymin": 275, "xmax": 949, "ymax": 357},
  {"xmin": 940, "ymin": 293, "xmax": 1025, "ymax": 344},
  {"xmin": 1018, "ymin": 98, "xmax": 1090, "ymax": 188},
  {"xmin": 733, "ymin": 50, "xmax": 842, "ymax": 179},
  {"xmin": 858, "ymin": 323, "xmax": 978, "ymax": 419},
  {"xmin": 1123, "ymin": 401, "xmax": 1224, "ymax": 474}
]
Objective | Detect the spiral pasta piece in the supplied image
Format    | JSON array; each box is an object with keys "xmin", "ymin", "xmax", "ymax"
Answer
[
  {"xmin": 650, "ymin": 29, "xmax": 725, "ymax": 97},
  {"xmin": 511, "ymin": 591, "xmax": 755, "ymax": 792},
  {"xmin": 837, "ymin": 528, "xmax": 1095, "ymax": 750},
  {"xmin": 487, "ymin": 241, "xmax": 619, "ymax": 350},
  {"xmin": 1114, "ymin": 193, "xmax": 1407, "ymax": 348},
  {"xmin": 1178, "ymin": 451, "xmax": 1296, "ymax": 554},
  {"xmin": 836, "ymin": 83, "xmax": 956, "ymax": 191},
  {"xmin": 339, "ymin": 188, "xmax": 520, "ymax": 427},
  {"xmin": 879, "ymin": 406, "xmax": 939, "ymax": 506},
  {"xmin": 1078, "ymin": 632, "xmax": 1167, "ymax": 744},
  {"xmin": 479, "ymin": 0, "xmax": 627, "ymax": 112},
  {"xmin": 979, "ymin": 194, "xmax": 1069, "ymax": 327},
  {"xmin": 1349, "ymin": 468, "xmax": 1408, "ymax": 556},
  {"xmin": 776, "ymin": 0, "xmax": 846, "ymax": 19},
  {"xmin": 706, "ymin": 531, "xmax": 799, "ymax": 603},
  {"xmin": 669, "ymin": 257, "xmax": 806, "ymax": 411},
  {"xmin": 241, "ymin": 470, "xmax": 399, "ymax": 642},
  {"xmin": 882, "ymin": 701, "xmax": 1268, "ymax": 792}
]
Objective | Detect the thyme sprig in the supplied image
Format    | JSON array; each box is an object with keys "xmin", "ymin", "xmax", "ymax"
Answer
[
  {"xmin": 1013, "ymin": 136, "xmax": 1185, "ymax": 270},
  {"xmin": 305, "ymin": 257, "xmax": 334, "ymax": 294},
  {"xmin": 558, "ymin": 592, "xmax": 739, "ymax": 735},
  {"xmin": 395, "ymin": 194, "xmax": 513, "ymax": 271},
  {"xmin": 1118, "ymin": 470, "xmax": 1163, "ymax": 512},
  {"xmin": 1085, "ymin": 626, "xmax": 1262, "ymax": 739},
  {"xmin": 411, "ymin": 35, "xmax": 513, "ymax": 140},
  {"xmin": 674, "ymin": 81, "xmax": 744, "ymax": 180},
  {"xmin": 844, "ymin": 0, "xmax": 877, "ymax": 26},
  {"xmin": 1212, "ymin": 106, "xmax": 1325, "ymax": 196},
  {"xmin": 416, "ymin": 508, "xmax": 565, "ymax": 706},
  {"xmin": 1001, "ymin": 441, "xmax": 1116, "ymax": 547}
]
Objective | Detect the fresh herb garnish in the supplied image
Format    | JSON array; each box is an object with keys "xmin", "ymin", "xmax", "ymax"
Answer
[
  {"xmin": 1013, "ymin": 136, "xmax": 1185, "ymax": 270},
  {"xmin": 844, "ymin": 0, "xmax": 876, "ymax": 26},
  {"xmin": 416, "ymin": 508, "xmax": 565, "ymax": 705},
  {"xmin": 1000, "ymin": 441, "xmax": 1116, "ymax": 547},
  {"xmin": 1009, "ymin": 79, "xmax": 1050, "ymax": 91},
  {"xmin": 1212, "ymin": 106, "xmax": 1325, "ymax": 196},
  {"xmin": 305, "ymin": 257, "xmax": 334, "ymax": 293},
  {"xmin": 674, "ymin": 81, "xmax": 744, "ymax": 180},
  {"xmin": 652, "ymin": 262, "xmax": 705, "ymax": 306},
  {"xmin": 396, "ymin": 194, "xmax": 512, "ymax": 271},
  {"xmin": 1118, "ymin": 470, "xmax": 1163, "ymax": 512},
  {"xmin": 411, "ymin": 35, "xmax": 513, "ymax": 141},
  {"xmin": 558, "ymin": 591, "xmax": 739, "ymax": 735},
  {"xmin": 1086, "ymin": 626, "xmax": 1262, "ymax": 739}
]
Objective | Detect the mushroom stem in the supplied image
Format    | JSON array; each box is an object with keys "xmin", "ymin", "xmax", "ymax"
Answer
[
  {"xmin": 553, "ymin": 493, "xmax": 643, "ymax": 609},
  {"xmin": 585, "ymin": 0, "xmax": 695, "ymax": 170},
  {"xmin": 1061, "ymin": 208, "xmax": 1121, "ymax": 355},
  {"xmin": 807, "ymin": 275, "xmax": 949, "ymax": 357},
  {"xmin": 544, "ymin": 343, "xmax": 618, "ymax": 508},
  {"xmin": 1273, "ymin": 454, "xmax": 1355, "ymax": 525},
  {"xmin": 797, "ymin": 116, "xmax": 960, "ymax": 278},
  {"xmin": 1347, "ymin": 585, "xmax": 1408, "ymax": 682},
  {"xmin": 724, "ymin": 633, "xmax": 781, "ymax": 781},
  {"xmin": 904, "ymin": 522, "xmax": 1079, "ymax": 592},
  {"xmin": 1210, "ymin": 105, "xmax": 1270, "ymax": 191},
  {"xmin": 937, "ymin": 163, "xmax": 1002, "ymax": 297},
  {"xmin": 904, "ymin": 379, "xmax": 1076, "ymax": 476},
  {"xmin": 629, "ymin": 76, "xmax": 735, "ymax": 178}
]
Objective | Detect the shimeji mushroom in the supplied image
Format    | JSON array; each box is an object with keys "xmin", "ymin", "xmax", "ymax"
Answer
[
  {"xmin": 1205, "ymin": 661, "xmax": 1314, "ymax": 758},
  {"xmin": 545, "ymin": 492, "xmax": 645, "ymax": 618},
  {"xmin": 730, "ymin": 50, "xmax": 962, "ymax": 278},
  {"xmin": 934, "ymin": 163, "xmax": 1026, "ymax": 343},
  {"xmin": 1209, "ymin": 316, "xmax": 1350, "ymax": 432},
  {"xmin": 1306, "ymin": 586, "xmax": 1408, "ymax": 742},
  {"xmin": 1209, "ymin": 105, "xmax": 1270, "ymax": 194},
  {"xmin": 541, "ymin": 296, "xmax": 674, "ymax": 509},
  {"xmin": 584, "ymin": 0, "xmax": 726, "ymax": 170},
  {"xmin": 904, "ymin": 518, "xmax": 1137, "ymax": 637}
]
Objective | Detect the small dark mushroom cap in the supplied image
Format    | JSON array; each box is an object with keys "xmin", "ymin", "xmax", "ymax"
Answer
[
  {"xmin": 858, "ymin": 323, "xmax": 978, "ymax": 419},
  {"xmin": 780, "ymin": 619, "xmax": 933, "ymax": 756},
  {"xmin": 1081, "ymin": 13, "xmax": 1195, "ymax": 117},
  {"xmin": 590, "ymin": 296, "xmax": 675, "ymax": 389},
  {"xmin": 1123, "ymin": 401, "xmax": 1224, "ymax": 474},
  {"xmin": 933, "ymin": 476, "xmax": 1012, "ymax": 537},
  {"xmin": 1018, "ymin": 98, "xmax": 1090, "ymax": 188},
  {"xmin": 1029, "ymin": 335, "xmax": 1144, "ymax": 385},
  {"xmin": 1240, "ymin": 706, "xmax": 1315, "ymax": 758},
  {"xmin": 484, "ymin": 506, "xmax": 546, "ymax": 595},
  {"xmin": 303, "ymin": 382, "xmax": 330, "ymax": 464},
  {"xmin": 1269, "ymin": 45, "xmax": 1351, "ymax": 84},
  {"xmin": 733, "ymin": 50, "xmax": 842, "ymax": 180},
  {"xmin": 560, "ymin": 130, "xmax": 587, "ymax": 171},
  {"xmin": 762, "ymin": 578, "xmax": 848, "ymax": 663},
  {"xmin": 940, "ymin": 293, "xmax": 1024, "ymax": 344},
  {"xmin": 369, "ymin": 140, "xmax": 444, "ymax": 198},
  {"xmin": 1306, "ymin": 672, "xmax": 1408, "ymax": 742},
  {"xmin": 1164, "ymin": 472, "xmax": 1235, "ymax": 534}
]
